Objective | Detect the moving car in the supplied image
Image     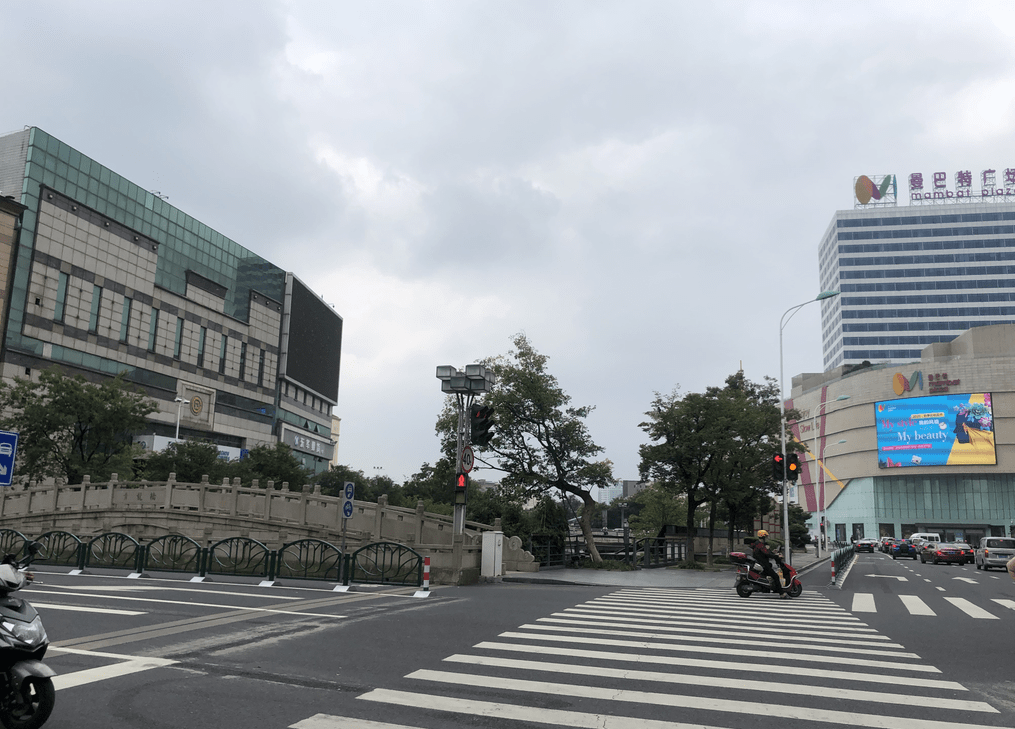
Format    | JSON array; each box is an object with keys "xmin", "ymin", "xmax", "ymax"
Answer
[
  {"xmin": 855, "ymin": 539, "xmax": 877, "ymax": 553},
  {"xmin": 919, "ymin": 542, "xmax": 966, "ymax": 565},
  {"xmin": 891, "ymin": 540, "xmax": 918, "ymax": 560},
  {"xmin": 952, "ymin": 542, "xmax": 974, "ymax": 565},
  {"xmin": 879, "ymin": 537, "xmax": 898, "ymax": 553},
  {"xmin": 975, "ymin": 537, "xmax": 1015, "ymax": 571}
]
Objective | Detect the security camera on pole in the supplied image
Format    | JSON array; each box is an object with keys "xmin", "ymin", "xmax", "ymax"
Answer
[{"xmin": 436, "ymin": 364, "xmax": 496, "ymax": 535}]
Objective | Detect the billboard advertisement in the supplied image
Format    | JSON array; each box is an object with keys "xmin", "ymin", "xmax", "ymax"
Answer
[
  {"xmin": 279, "ymin": 274, "xmax": 343, "ymax": 404},
  {"xmin": 875, "ymin": 393, "xmax": 996, "ymax": 468}
]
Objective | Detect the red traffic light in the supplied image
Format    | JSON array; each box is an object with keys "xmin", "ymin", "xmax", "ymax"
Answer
[{"xmin": 455, "ymin": 473, "xmax": 468, "ymax": 491}]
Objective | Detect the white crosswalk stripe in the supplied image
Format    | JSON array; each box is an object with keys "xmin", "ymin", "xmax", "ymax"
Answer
[
  {"xmin": 290, "ymin": 586, "xmax": 1009, "ymax": 729},
  {"xmin": 843, "ymin": 591, "xmax": 1012, "ymax": 617}
]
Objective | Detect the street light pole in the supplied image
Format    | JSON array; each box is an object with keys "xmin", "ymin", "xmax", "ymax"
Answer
[
  {"xmin": 174, "ymin": 397, "xmax": 192, "ymax": 441},
  {"xmin": 779, "ymin": 290, "xmax": 839, "ymax": 566},
  {"xmin": 818, "ymin": 438, "xmax": 848, "ymax": 554},
  {"xmin": 809, "ymin": 395, "xmax": 849, "ymax": 558}
]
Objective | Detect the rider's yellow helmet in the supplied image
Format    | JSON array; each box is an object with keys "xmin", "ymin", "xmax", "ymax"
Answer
[{"xmin": 756, "ymin": 529, "xmax": 769, "ymax": 538}]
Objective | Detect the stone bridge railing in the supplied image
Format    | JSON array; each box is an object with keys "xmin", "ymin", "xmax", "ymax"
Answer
[{"xmin": 0, "ymin": 474, "xmax": 537, "ymax": 585}]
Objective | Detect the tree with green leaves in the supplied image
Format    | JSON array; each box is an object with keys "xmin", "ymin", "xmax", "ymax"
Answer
[
  {"xmin": 0, "ymin": 368, "xmax": 158, "ymax": 484},
  {"xmin": 141, "ymin": 440, "xmax": 232, "ymax": 483},
  {"xmin": 639, "ymin": 372, "xmax": 786, "ymax": 564},
  {"xmin": 445, "ymin": 334, "xmax": 614, "ymax": 563},
  {"xmin": 228, "ymin": 442, "xmax": 312, "ymax": 488}
]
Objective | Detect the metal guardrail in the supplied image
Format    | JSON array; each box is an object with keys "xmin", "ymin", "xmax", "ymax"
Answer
[{"xmin": 0, "ymin": 529, "xmax": 423, "ymax": 587}]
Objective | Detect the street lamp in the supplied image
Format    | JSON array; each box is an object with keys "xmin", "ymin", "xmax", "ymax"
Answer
[
  {"xmin": 818, "ymin": 438, "xmax": 848, "ymax": 553},
  {"xmin": 174, "ymin": 397, "xmax": 192, "ymax": 441},
  {"xmin": 779, "ymin": 290, "xmax": 839, "ymax": 566},
  {"xmin": 807, "ymin": 394, "xmax": 849, "ymax": 558}
]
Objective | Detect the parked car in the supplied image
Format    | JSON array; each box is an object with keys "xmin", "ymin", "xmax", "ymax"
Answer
[
  {"xmin": 975, "ymin": 537, "xmax": 1015, "ymax": 571},
  {"xmin": 891, "ymin": 540, "xmax": 918, "ymax": 560},
  {"xmin": 919, "ymin": 542, "xmax": 966, "ymax": 565},
  {"xmin": 855, "ymin": 539, "xmax": 877, "ymax": 553}
]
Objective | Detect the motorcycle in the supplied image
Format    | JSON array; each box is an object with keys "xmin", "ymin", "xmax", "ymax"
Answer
[
  {"xmin": 731, "ymin": 551, "xmax": 803, "ymax": 598},
  {"xmin": 0, "ymin": 542, "xmax": 55, "ymax": 729}
]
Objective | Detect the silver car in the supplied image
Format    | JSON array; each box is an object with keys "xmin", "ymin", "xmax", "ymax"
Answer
[{"xmin": 974, "ymin": 537, "xmax": 1015, "ymax": 571}]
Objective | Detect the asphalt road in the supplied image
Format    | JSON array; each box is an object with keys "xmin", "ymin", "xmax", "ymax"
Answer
[{"xmin": 12, "ymin": 559, "xmax": 1015, "ymax": 729}]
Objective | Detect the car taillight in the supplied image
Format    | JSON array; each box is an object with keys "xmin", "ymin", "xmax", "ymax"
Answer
[{"xmin": 984, "ymin": 549, "xmax": 990, "ymax": 556}]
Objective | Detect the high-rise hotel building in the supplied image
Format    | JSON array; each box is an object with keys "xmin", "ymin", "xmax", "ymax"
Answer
[
  {"xmin": 0, "ymin": 127, "xmax": 343, "ymax": 474},
  {"xmin": 819, "ymin": 171, "xmax": 1015, "ymax": 371}
]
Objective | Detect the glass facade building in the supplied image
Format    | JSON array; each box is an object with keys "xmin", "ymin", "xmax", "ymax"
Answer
[
  {"xmin": 0, "ymin": 127, "xmax": 340, "ymax": 474},
  {"xmin": 818, "ymin": 203, "xmax": 1015, "ymax": 371}
]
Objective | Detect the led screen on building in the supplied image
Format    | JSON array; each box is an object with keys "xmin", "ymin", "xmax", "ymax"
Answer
[
  {"xmin": 280, "ymin": 274, "xmax": 342, "ymax": 404},
  {"xmin": 875, "ymin": 393, "xmax": 996, "ymax": 468}
]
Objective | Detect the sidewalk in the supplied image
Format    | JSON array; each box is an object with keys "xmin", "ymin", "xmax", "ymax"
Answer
[{"xmin": 502, "ymin": 544, "xmax": 829, "ymax": 588}]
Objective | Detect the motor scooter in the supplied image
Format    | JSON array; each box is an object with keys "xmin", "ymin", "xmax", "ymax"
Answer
[
  {"xmin": 731, "ymin": 551, "xmax": 803, "ymax": 598},
  {"xmin": 0, "ymin": 542, "xmax": 55, "ymax": 729}
]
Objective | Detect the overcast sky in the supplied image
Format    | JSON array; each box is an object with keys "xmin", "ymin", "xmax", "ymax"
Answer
[{"xmin": 6, "ymin": 2, "xmax": 1015, "ymax": 486}]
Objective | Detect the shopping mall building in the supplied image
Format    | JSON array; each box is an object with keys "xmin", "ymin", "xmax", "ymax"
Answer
[
  {"xmin": 797, "ymin": 171, "xmax": 1015, "ymax": 543},
  {"xmin": 0, "ymin": 127, "xmax": 342, "ymax": 474}
]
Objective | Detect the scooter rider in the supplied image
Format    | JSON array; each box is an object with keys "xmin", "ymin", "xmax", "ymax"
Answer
[{"xmin": 753, "ymin": 529, "xmax": 790, "ymax": 599}]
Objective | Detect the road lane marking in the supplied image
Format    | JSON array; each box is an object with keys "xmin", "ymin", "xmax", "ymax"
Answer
[
  {"xmin": 545, "ymin": 614, "xmax": 900, "ymax": 648},
  {"xmin": 46, "ymin": 647, "xmax": 177, "ymax": 690},
  {"xmin": 944, "ymin": 597, "xmax": 998, "ymax": 619},
  {"xmin": 473, "ymin": 641, "xmax": 965, "ymax": 690},
  {"xmin": 851, "ymin": 593, "xmax": 876, "ymax": 612},
  {"xmin": 404, "ymin": 670, "xmax": 999, "ymax": 729},
  {"xmin": 443, "ymin": 653, "xmax": 991, "ymax": 712},
  {"xmin": 992, "ymin": 599, "xmax": 1015, "ymax": 611},
  {"xmin": 361, "ymin": 690, "xmax": 738, "ymax": 729},
  {"xmin": 38, "ymin": 584, "xmax": 304, "ymax": 599},
  {"xmin": 899, "ymin": 595, "xmax": 935, "ymax": 616},
  {"xmin": 498, "ymin": 631, "xmax": 936, "ymax": 671},
  {"xmin": 32, "ymin": 602, "xmax": 144, "ymax": 616},
  {"xmin": 291, "ymin": 717, "xmax": 421, "ymax": 729},
  {"xmin": 25, "ymin": 590, "xmax": 347, "ymax": 617},
  {"xmin": 516, "ymin": 622, "xmax": 917, "ymax": 658},
  {"xmin": 864, "ymin": 574, "xmax": 907, "ymax": 581}
]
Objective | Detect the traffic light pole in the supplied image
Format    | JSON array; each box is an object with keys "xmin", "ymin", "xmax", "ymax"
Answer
[{"xmin": 453, "ymin": 392, "xmax": 469, "ymax": 535}]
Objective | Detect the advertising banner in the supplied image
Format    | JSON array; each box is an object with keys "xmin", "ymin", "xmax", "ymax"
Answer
[{"xmin": 875, "ymin": 393, "xmax": 995, "ymax": 468}]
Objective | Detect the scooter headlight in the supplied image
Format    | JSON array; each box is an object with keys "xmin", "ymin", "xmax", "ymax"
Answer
[{"xmin": 3, "ymin": 617, "xmax": 47, "ymax": 647}]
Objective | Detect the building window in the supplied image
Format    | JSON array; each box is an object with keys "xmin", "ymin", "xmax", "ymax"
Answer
[
  {"xmin": 119, "ymin": 297, "xmax": 132, "ymax": 343},
  {"xmin": 219, "ymin": 334, "xmax": 228, "ymax": 374},
  {"xmin": 147, "ymin": 308, "xmax": 160, "ymax": 352},
  {"xmin": 88, "ymin": 285, "xmax": 102, "ymax": 333},
  {"xmin": 238, "ymin": 342, "xmax": 247, "ymax": 381},
  {"xmin": 173, "ymin": 316, "xmax": 184, "ymax": 359},
  {"xmin": 197, "ymin": 327, "xmax": 207, "ymax": 368},
  {"xmin": 257, "ymin": 349, "xmax": 265, "ymax": 386},
  {"xmin": 54, "ymin": 273, "xmax": 69, "ymax": 323}
]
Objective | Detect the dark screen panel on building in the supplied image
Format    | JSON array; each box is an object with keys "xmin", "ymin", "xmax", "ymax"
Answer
[{"xmin": 283, "ymin": 275, "xmax": 342, "ymax": 403}]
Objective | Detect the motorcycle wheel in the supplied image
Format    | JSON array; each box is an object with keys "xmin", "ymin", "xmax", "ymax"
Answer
[
  {"xmin": 787, "ymin": 582, "xmax": 803, "ymax": 598},
  {"xmin": 0, "ymin": 676, "xmax": 55, "ymax": 729},
  {"xmin": 735, "ymin": 581, "xmax": 752, "ymax": 598}
]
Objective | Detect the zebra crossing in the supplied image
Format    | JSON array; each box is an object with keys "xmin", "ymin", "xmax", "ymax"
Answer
[
  {"xmin": 288, "ymin": 587, "xmax": 1010, "ymax": 729},
  {"xmin": 851, "ymin": 592, "xmax": 1015, "ymax": 618}
]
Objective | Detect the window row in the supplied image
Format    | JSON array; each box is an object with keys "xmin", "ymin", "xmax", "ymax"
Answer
[
  {"xmin": 838, "ymin": 227, "xmax": 1015, "ymax": 241},
  {"xmin": 837, "ymin": 211, "xmax": 1015, "ymax": 227},
  {"xmin": 840, "ymin": 251, "xmax": 1015, "ymax": 267},
  {"xmin": 841, "ymin": 279, "xmax": 1015, "ymax": 292},
  {"xmin": 51, "ymin": 272, "xmax": 271, "ymax": 386},
  {"xmin": 840, "ymin": 265, "xmax": 1015, "ymax": 279}
]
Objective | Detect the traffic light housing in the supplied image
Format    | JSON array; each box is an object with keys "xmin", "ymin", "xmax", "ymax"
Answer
[
  {"xmin": 787, "ymin": 453, "xmax": 800, "ymax": 482},
  {"xmin": 772, "ymin": 453, "xmax": 784, "ymax": 481},
  {"xmin": 455, "ymin": 473, "xmax": 469, "ymax": 492},
  {"xmin": 470, "ymin": 404, "xmax": 495, "ymax": 447}
]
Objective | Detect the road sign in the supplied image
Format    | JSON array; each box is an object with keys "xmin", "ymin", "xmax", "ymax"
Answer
[
  {"xmin": 0, "ymin": 431, "xmax": 18, "ymax": 487},
  {"xmin": 341, "ymin": 482, "xmax": 355, "ymax": 520},
  {"xmin": 460, "ymin": 446, "xmax": 474, "ymax": 473}
]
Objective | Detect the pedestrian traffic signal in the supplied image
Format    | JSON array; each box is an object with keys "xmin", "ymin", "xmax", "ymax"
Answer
[
  {"xmin": 787, "ymin": 453, "xmax": 800, "ymax": 482},
  {"xmin": 455, "ymin": 473, "xmax": 469, "ymax": 491},
  {"xmin": 772, "ymin": 453, "xmax": 784, "ymax": 481},
  {"xmin": 470, "ymin": 404, "xmax": 495, "ymax": 447}
]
